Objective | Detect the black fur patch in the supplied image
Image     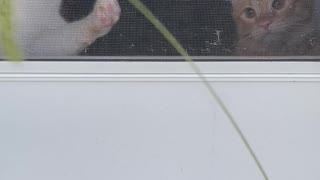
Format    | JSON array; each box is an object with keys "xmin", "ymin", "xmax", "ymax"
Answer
[{"xmin": 60, "ymin": 0, "xmax": 96, "ymax": 22}]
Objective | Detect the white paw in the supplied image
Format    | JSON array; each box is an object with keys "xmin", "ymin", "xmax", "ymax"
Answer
[{"xmin": 87, "ymin": 0, "xmax": 121, "ymax": 39}]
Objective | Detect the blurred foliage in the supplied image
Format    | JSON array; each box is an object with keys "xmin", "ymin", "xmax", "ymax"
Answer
[{"xmin": 0, "ymin": 0, "xmax": 22, "ymax": 61}]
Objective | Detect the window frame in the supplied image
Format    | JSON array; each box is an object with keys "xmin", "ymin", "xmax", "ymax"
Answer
[{"xmin": 0, "ymin": 60, "xmax": 319, "ymax": 83}]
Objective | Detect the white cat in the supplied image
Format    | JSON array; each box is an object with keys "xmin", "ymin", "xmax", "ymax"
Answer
[{"xmin": 3, "ymin": 0, "xmax": 120, "ymax": 56}]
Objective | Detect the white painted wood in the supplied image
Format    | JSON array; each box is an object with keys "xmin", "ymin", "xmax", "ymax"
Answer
[{"xmin": 0, "ymin": 61, "xmax": 319, "ymax": 180}]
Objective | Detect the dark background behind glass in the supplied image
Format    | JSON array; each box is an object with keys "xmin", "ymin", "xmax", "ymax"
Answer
[{"xmin": 61, "ymin": 0, "xmax": 236, "ymax": 56}]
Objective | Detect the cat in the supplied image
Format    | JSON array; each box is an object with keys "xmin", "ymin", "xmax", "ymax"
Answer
[
  {"xmin": 1, "ymin": 0, "xmax": 120, "ymax": 56},
  {"xmin": 231, "ymin": 0, "xmax": 320, "ymax": 55}
]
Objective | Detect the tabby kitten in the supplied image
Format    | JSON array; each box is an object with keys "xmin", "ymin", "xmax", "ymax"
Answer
[{"xmin": 231, "ymin": 0, "xmax": 320, "ymax": 55}]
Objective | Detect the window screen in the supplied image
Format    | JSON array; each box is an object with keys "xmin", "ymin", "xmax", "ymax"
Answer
[
  {"xmin": 2, "ymin": 0, "xmax": 320, "ymax": 59},
  {"xmin": 60, "ymin": 0, "xmax": 235, "ymax": 56},
  {"xmin": 78, "ymin": 0, "xmax": 236, "ymax": 56}
]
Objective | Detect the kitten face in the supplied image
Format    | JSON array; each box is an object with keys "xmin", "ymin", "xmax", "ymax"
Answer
[{"xmin": 232, "ymin": 0, "xmax": 313, "ymax": 42}]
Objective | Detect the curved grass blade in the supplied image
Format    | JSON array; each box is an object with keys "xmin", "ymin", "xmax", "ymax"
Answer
[
  {"xmin": 0, "ymin": 0, "xmax": 22, "ymax": 61},
  {"xmin": 128, "ymin": 0, "xmax": 269, "ymax": 179}
]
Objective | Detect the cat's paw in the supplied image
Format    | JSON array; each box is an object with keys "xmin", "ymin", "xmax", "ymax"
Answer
[{"xmin": 87, "ymin": 0, "xmax": 120, "ymax": 40}]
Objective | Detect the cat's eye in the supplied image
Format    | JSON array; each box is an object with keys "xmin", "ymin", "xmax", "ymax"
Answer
[
  {"xmin": 272, "ymin": 0, "xmax": 285, "ymax": 10},
  {"xmin": 244, "ymin": 8, "xmax": 256, "ymax": 19}
]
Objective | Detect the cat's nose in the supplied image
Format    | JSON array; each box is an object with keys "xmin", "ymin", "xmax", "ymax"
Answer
[{"xmin": 258, "ymin": 20, "xmax": 272, "ymax": 31}]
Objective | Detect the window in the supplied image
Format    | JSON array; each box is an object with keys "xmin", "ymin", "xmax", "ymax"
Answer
[
  {"xmin": 2, "ymin": 0, "xmax": 319, "ymax": 60},
  {"xmin": 1, "ymin": 1, "xmax": 320, "ymax": 180}
]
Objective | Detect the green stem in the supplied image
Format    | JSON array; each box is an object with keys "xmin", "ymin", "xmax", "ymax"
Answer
[{"xmin": 128, "ymin": 0, "xmax": 269, "ymax": 179}]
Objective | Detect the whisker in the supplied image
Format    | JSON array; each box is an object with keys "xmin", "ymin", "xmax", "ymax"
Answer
[{"xmin": 238, "ymin": 30, "xmax": 262, "ymax": 42}]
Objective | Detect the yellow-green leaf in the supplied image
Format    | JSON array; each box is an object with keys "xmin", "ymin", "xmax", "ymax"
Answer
[{"xmin": 0, "ymin": 0, "xmax": 22, "ymax": 61}]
